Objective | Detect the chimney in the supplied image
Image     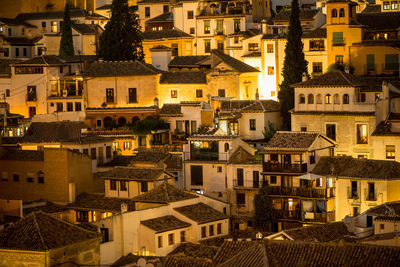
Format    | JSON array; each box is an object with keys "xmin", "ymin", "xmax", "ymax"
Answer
[
  {"xmin": 255, "ymin": 91, "xmax": 259, "ymax": 100},
  {"xmin": 121, "ymin": 202, "xmax": 128, "ymax": 214},
  {"xmin": 344, "ymin": 65, "xmax": 350, "ymax": 74},
  {"xmin": 302, "ymin": 72, "xmax": 308, "ymax": 82},
  {"xmin": 383, "ymin": 81, "xmax": 389, "ymax": 99},
  {"xmin": 154, "ymin": 97, "xmax": 159, "ymax": 108},
  {"xmin": 261, "ymin": 19, "xmax": 267, "ymax": 34},
  {"xmin": 150, "ymin": 46, "xmax": 172, "ymax": 71}
]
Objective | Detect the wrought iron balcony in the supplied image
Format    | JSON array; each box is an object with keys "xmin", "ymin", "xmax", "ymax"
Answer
[{"xmin": 263, "ymin": 161, "xmax": 307, "ymax": 173}]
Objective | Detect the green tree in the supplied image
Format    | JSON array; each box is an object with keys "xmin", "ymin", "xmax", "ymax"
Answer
[
  {"xmin": 278, "ymin": 0, "xmax": 308, "ymax": 130},
  {"xmin": 262, "ymin": 121, "xmax": 276, "ymax": 141},
  {"xmin": 99, "ymin": 0, "xmax": 144, "ymax": 61},
  {"xmin": 131, "ymin": 117, "xmax": 169, "ymax": 135},
  {"xmin": 59, "ymin": 4, "xmax": 74, "ymax": 56},
  {"xmin": 254, "ymin": 183, "xmax": 278, "ymax": 231}
]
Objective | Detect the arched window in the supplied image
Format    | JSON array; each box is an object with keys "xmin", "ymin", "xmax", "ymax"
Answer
[
  {"xmin": 343, "ymin": 94, "xmax": 349, "ymax": 104},
  {"xmin": 316, "ymin": 94, "xmax": 322, "ymax": 104},
  {"xmin": 334, "ymin": 94, "xmax": 340, "ymax": 104},
  {"xmin": 325, "ymin": 94, "xmax": 332, "ymax": 104},
  {"xmin": 339, "ymin": 8, "xmax": 345, "ymax": 17},
  {"xmin": 332, "ymin": 8, "xmax": 338, "ymax": 18},
  {"xmin": 103, "ymin": 117, "xmax": 113, "ymax": 128},
  {"xmin": 224, "ymin": 143, "xmax": 229, "ymax": 152},
  {"xmin": 132, "ymin": 116, "xmax": 140, "ymax": 125},
  {"xmin": 299, "ymin": 94, "xmax": 305, "ymax": 104},
  {"xmin": 308, "ymin": 94, "xmax": 314, "ymax": 104}
]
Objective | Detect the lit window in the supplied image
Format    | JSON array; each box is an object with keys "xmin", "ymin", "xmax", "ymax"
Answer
[
  {"xmin": 383, "ymin": 1, "xmax": 390, "ymax": 10},
  {"xmin": 325, "ymin": 94, "xmax": 332, "ymax": 104},
  {"xmin": 204, "ymin": 20, "xmax": 210, "ymax": 34},
  {"xmin": 268, "ymin": 66, "xmax": 274, "ymax": 75},
  {"xmin": 299, "ymin": 94, "xmax": 305, "ymax": 104},
  {"xmin": 356, "ymin": 124, "xmax": 368, "ymax": 144},
  {"xmin": 248, "ymin": 43, "xmax": 258, "ymax": 51},
  {"xmin": 386, "ymin": 145, "xmax": 395, "ymax": 159},
  {"xmin": 196, "ymin": 89, "xmax": 203, "ymax": 98},
  {"xmin": 267, "ymin": 44, "xmax": 274, "ymax": 53},
  {"xmin": 170, "ymin": 89, "xmax": 178, "ymax": 98},
  {"xmin": 51, "ymin": 21, "xmax": 57, "ymax": 32}
]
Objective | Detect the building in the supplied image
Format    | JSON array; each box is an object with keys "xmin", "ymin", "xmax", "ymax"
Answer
[
  {"xmin": 0, "ymin": 211, "xmax": 101, "ymax": 267},
  {"xmin": 137, "ymin": 0, "xmax": 170, "ymax": 30}
]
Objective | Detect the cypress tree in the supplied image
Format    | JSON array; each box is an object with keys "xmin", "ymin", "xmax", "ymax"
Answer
[
  {"xmin": 99, "ymin": 0, "xmax": 144, "ymax": 61},
  {"xmin": 254, "ymin": 183, "xmax": 278, "ymax": 231},
  {"xmin": 59, "ymin": 4, "xmax": 74, "ymax": 56},
  {"xmin": 278, "ymin": 0, "xmax": 308, "ymax": 130}
]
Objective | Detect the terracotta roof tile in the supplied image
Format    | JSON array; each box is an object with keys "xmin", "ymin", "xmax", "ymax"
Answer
[
  {"xmin": 98, "ymin": 167, "xmax": 165, "ymax": 181},
  {"xmin": 159, "ymin": 104, "xmax": 183, "ymax": 116},
  {"xmin": 366, "ymin": 201, "xmax": 400, "ymax": 216},
  {"xmin": 220, "ymin": 100, "xmax": 280, "ymax": 113},
  {"xmin": 164, "ymin": 256, "xmax": 214, "ymax": 267},
  {"xmin": 281, "ymin": 222, "xmax": 354, "ymax": 242},
  {"xmin": 168, "ymin": 242, "xmax": 218, "ymax": 259},
  {"xmin": 229, "ymin": 146, "xmax": 259, "ymax": 164},
  {"xmin": 23, "ymin": 201, "xmax": 69, "ymax": 215},
  {"xmin": 132, "ymin": 183, "xmax": 198, "ymax": 203},
  {"xmin": 213, "ymin": 240, "xmax": 259, "ymax": 264},
  {"xmin": 16, "ymin": 8, "xmax": 106, "ymax": 20},
  {"xmin": 174, "ymin": 203, "xmax": 228, "ymax": 224},
  {"xmin": 218, "ymin": 243, "xmax": 268, "ymax": 267},
  {"xmin": 168, "ymin": 55, "xmax": 209, "ymax": 67},
  {"xmin": 265, "ymin": 131, "xmax": 321, "ymax": 150},
  {"xmin": 293, "ymin": 71, "xmax": 366, "ymax": 88},
  {"xmin": 146, "ymin": 12, "xmax": 173, "ymax": 23},
  {"xmin": 142, "ymin": 29, "xmax": 193, "ymax": 40},
  {"xmin": 22, "ymin": 121, "xmax": 84, "ymax": 143},
  {"xmin": 141, "ymin": 215, "xmax": 191, "ymax": 233},
  {"xmin": 86, "ymin": 61, "xmax": 162, "ymax": 77},
  {"xmin": 68, "ymin": 192, "xmax": 135, "ymax": 213},
  {"xmin": 0, "ymin": 211, "xmax": 99, "ymax": 251},
  {"xmin": 132, "ymin": 150, "xmax": 170, "ymax": 163},
  {"xmin": 358, "ymin": 12, "xmax": 400, "ymax": 29}
]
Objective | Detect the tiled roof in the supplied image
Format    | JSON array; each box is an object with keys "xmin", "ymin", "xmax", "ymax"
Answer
[
  {"xmin": 229, "ymin": 146, "xmax": 258, "ymax": 164},
  {"xmin": 97, "ymin": 155, "xmax": 135, "ymax": 167},
  {"xmin": 227, "ymin": 30, "xmax": 257, "ymax": 38},
  {"xmin": 365, "ymin": 201, "xmax": 400, "ymax": 216},
  {"xmin": 159, "ymin": 103, "xmax": 183, "ymax": 116},
  {"xmin": 220, "ymin": 100, "xmax": 280, "ymax": 113},
  {"xmin": 358, "ymin": 12, "xmax": 400, "ymax": 29},
  {"xmin": 72, "ymin": 23, "xmax": 99, "ymax": 34},
  {"xmin": 361, "ymin": 4, "xmax": 381, "ymax": 13},
  {"xmin": 22, "ymin": 121, "xmax": 83, "ymax": 144},
  {"xmin": 374, "ymin": 216, "xmax": 400, "ymax": 222},
  {"xmin": 302, "ymin": 28, "xmax": 327, "ymax": 38},
  {"xmin": 166, "ymin": 154, "xmax": 183, "ymax": 171},
  {"xmin": 149, "ymin": 44, "xmax": 172, "ymax": 51},
  {"xmin": 14, "ymin": 55, "xmax": 66, "ymax": 65},
  {"xmin": 0, "ymin": 59, "xmax": 22, "ymax": 76},
  {"xmin": 211, "ymin": 50, "xmax": 259, "ymax": 73},
  {"xmin": 359, "ymin": 232, "xmax": 400, "ymax": 242},
  {"xmin": 264, "ymin": 131, "xmax": 321, "ymax": 151},
  {"xmin": 86, "ymin": 61, "xmax": 162, "ymax": 77},
  {"xmin": 292, "ymin": 110, "xmax": 375, "ymax": 116},
  {"xmin": 141, "ymin": 215, "xmax": 191, "ymax": 233},
  {"xmin": 146, "ymin": 12, "xmax": 173, "ymax": 23},
  {"xmin": 168, "ymin": 55, "xmax": 209, "ymax": 67},
  {"xmin": 68, "ymin": 192, "xmax": 135, "ymax": 213},
  {"xmin": 0, "ymin": 149, "xmax": 44, "ymax": 161},
  {"xmin": 242, "ymin": 51, "xmax": 261, "ymax": 58},
  {"xmin": 0, "ymin": 136, "xmax": 22, "ymax": 145},
  {"xmin": 111, "ymin": 253, "xmax": 161, "ymax": 267},
  {"xmin": 3, "ymin": 36, "xmax": 42, "ymax": 45},
  {"xmin": 142, "ymin": 29, "xmax": 193, "ymax": 40},
  {"xmin": 132, "ymin": 182, "xmax": 198, "ymax": 203},
  {"xmin": 96, "ymin": 4, "xmax": 112, "ymax": 10},
  {"xmin": 160, "ymin": 71, "xmax": 207, "ymax": 84},
  {"xmin": 98, "ymin": 167, "xmax": 165, "ymax": 181},
  {"xmin": 23, "ymin": 201, "xmax": 69, "ymax": 215},
  {"xmin": 16, "ymin": 8, "xmax": 106, "ymax": 21},
  {"xmin": 132, "ymin": 150, "xmax": 170, "ymax": 163},
  {"xmin": 273, "ymin": 9, "xmax": 319, "ymax": 21},
  {"xmin": 168, "ymin": 242, "xmax": 218, "ymax": 259},
  {"xmin": 293, "ymin": 71, "xmax": 366, "ymax": 88},
  {"xmin": 174, "ymin": 203, "xmax": 228, "ymax": 224},
  {"xmin": 0, "ymin": 211, "xmax": 99, "ymax": 251},
  {"xmin": 213, "ymin": 240, "xmax": 259, "ymax": 264},
  {"xmin": 312, "ymin": 156, "xmax": 400, "ymax": 180},
  {"xmin": 138, "ymin": 0, "xmax": 170, "ymax": 3},
  {"xmin": 218, "ymin": 243, "xmax": 268, "ymax": 267},
  {"xmin": 0, "ymin": 17, "xmax": 35, "ymax": 27},
  {"xmin": 164, "ymin": 257, "xmax": 214, "ymax": 267},
  {"xmin": 281, "ymin": 222, "xmax": 353, "ymax": 242}
]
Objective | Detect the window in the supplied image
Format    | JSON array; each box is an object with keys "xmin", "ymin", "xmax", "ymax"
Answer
[
  {"xmin": 128, "ymin": 88, "xmax": 137, "ymax": 103},
  {"xmin": 326, "ymin": 124, "xmax": 336, "ymax": 141},
  {"xmin": 216, "ymin": 20, "xmax": 223, "ymax": 34},
  {"xmin": 217, "ymin": 166, "xmax": 222, "ymax": 172},
  {"xmin": 339, "ymin": 8, "xmax": 345, "ymax": 17},
  {"xmin": 110, "ymin": 180, "xmax": 117, "ymax": 190},
  {"xmin": 120, "ymin": 181, "xmax": 127, "ymax": 191},
  {"xmin": 268, "ymin": 66, "xmax": 274, "ymax": 75},
  {"xmin": 380, "ymin": 223, "xmax": 385, "ymax": 231},
  {"xmin": 312, "ymin": 62, "xmax": 323, "ymax": 74},
  {"xmin": 141, "ymin": 181, "xmax": 148, "ymax": 192},
  {"xmin": 145, "ymin": 7, "xmax": 150, "ymax": 17},
  {"xmin": 204, "ymin": 39, "xmax": 211, "ymax": 53},
  {"xmin": 335, "ymin": 55, "xmax": 344, "ymax": 65},
  {"xmin": 299, "ymin": 94, "xmax": 305, "ymax": 104},
  {"xmin": 237, "ymin": 193, "xmax": 245, "ymax": 205},
  {"xmin": 343, "ymin": 94, "xmax": 349, "ymax": 104},
  {"xmin": 224, "ymin": 143, "xmax": 229, "ymax": 152},
  {"xmin": 307, "ymin": 94, "xmax": 314, "ymax": 104},
  {"xmin": 190, "ymin": 27, "xmax": 195, "ymax": 34},
  {"xmin": 23, "ymin": 48, "xmax": 27, "ymax": 57},
  {"xmin": 253, "ymin": 171, "xmax": 259, "ymax": 188},
  {"xmin": 301, "ymin": 126, "xmax": 307, "ymax": 132},
  {"xmin": 187, "ymin": 10, "xmax": 193, "ymax": 19},
  {"xmin": 309, "ymin": 151, "xmax": 315, "ymax": 164},
  {"xmin": 180, "ymin": 231, "xmax": 186, "ymax": 242},
  {"xmin": 218, "ymin": 89, "xmax": 225, "ymax": 97},
  {"xmin": 201, "ymin": 226, "xmax": 206, "ymax": 238},
  {"xmin": 368, "ymin": 182, "xmax": 375, "ymax": 201},
  {"xmin": 5, "ymin": 89, "xmax": 10, "ymax": 97},
  {"xmin": 392, "ymin": 1, "xmax": 398, "ymax": 9},
  {"xmin": 237, "ymin": 168, "xmax": 244, "ymax": 186},
  {"xmin": 309, "ymin": 40, "xmax": 324, "ymax": 51},
  {"xmin": 234, "ymin": 19, "xmax": 240, "ymax": 32},
  {"xmin": 332, "ymin": 32, "xmax": 344, "ymax": 46},
  {"xmin": 16, "ymin": 67, "xmax": 43, "ymax": 74},
  {"xmin": 325, "ymin": 94, "xmax": 332, "ymax": 104},
  {"xmin": 51, "ymin": 21, "xmax": 57, "ymax": 32},
  {"xmin": 170, "ymin": 89, "xmax": 178, "ymax": 98},
  {"xmin": 234, "ymin": 36, "xmax": 239, "ymax": 44},
  {"xmin": 270, "ymin": 175, "xmax": 277, "ymax": 184},
  {"xmin": 168, "ymin": 233, "xmax": 174, "ymax": 245},
  {"xmin": 13, "ymin": 174, "xmax": 19, "ymax": 182},
  {"xmin": 123, "ymin": 141, "xmax": 130, "ymax": 150},
  {"xmin": 217, "ymin": 40, "xmax": 224, "ymax": 51},
  {"xmin": 38, "ymin": 171, "xmax": 44, "ymax": 184},
  {"xmin": 351, "ymin": 181, "xmax": 358, "ymax": 198},
  {"xmin": 1, "ymin": 172, "xmax": 7, "ymax": 182},
  {"xmin": 248, "ymin": 43, "xmax": 258, "ymax": 51},
  {"xmin": 383, "ymin": 1, "xmax": 390, "ymax": 9},
  {"xmin": 66, "ymin": 102, "xmax": 73, "ymax": 112},
  {"xmin": 366, "ymin": 54, "xmax": 375, "ymax": 71},
  {"xmin": 217, "ymin": 223, "xmax": 222, "ymax": 234},
  {"xmin": 267, "ymin": 44, "xmax": 274, "ymax": 53},
  {"xmin": 331, "ymin": 8, "xmax": 337, "ymax": 17},
  {"xmin": 91, "ymin": 148, "xmax": 97, "ymax": 160},
  {"xmin": 334, "ymin": 94, "xmax": 340, "ymax": 104},
  {"xmin": 27, "ymin": 174, "xmax": 34, "ymax": 183},
  {"xmin": 100, "ymin": 228, "xmax": 109, "ymax": 243},
  {"xmin": 249, "ymin": 119, "xmax": 256, "ymax": 131},
  {"xmin": 106, "ymin": 88, "xmax": 114, "ymax": 103},
  {"xmin": 356, "ymin": 124, "xmax": 368, "ymax": 144},
  {"xmin": 27, "ymin": 86, "xmax": 36, "ymax": 101},
  {"xmin": 4, "ymin": 48, "xmax": 9, "ymax": 57},
  {"xmin": 270, "ymin": 154, "xmax": 278, "ymax": 161},
  {"xmin": 386, "ymin": 145, "xmax": 395, "ymax": 159},
  {"xmin": 385, "ymin": 54, "xmax": 399, "ymax": 71},
  {"xmin": 41, "ymin": 21, "xmax": 46, "ymax": 31},
  {"xmin": 204, "ymin": 20, "xmax": 210, "ymax": 34},
  {"xmin": 76, "ymin": 211, "xmax": 89, "ymax": 222},
  {"xmin": 158, "ymin": 236, "xmax": 163, "ymax": 248},
  {"xmin": 163, "ymin": 5, "xmax": 169, "ymax": 13},
  {"xmin": 56, "ymin": 103, "xmax": 63, "ymax": 112},
  {"xmin": 209, "ymin": 225, "xmax": 214, "ymax": 236},
  {"xmin": 8, "ymin": 28, "xmax": 11, "ymax": 36},
  {"xmin": 191, "ymin": 165, "xmax": 203, "ymax": 185},
  {"xmin": 353, "ymin": 207, "xmax": 359, "ymax": 216},
  {"xmin": 196, "ymin": 89, "xmax": 203, "ymax": 98}
]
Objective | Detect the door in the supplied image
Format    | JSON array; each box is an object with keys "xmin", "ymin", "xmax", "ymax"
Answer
[
  {"xmin": 237, "ymin": 168, "xmax": 244, "ymax": 186},
  {"xmin": 253, "ymin": 171, "xmax": 259, "ymax": 188},
  {"xmin": 98, "ymin": 147, "xmax": 103, "ymax": 165}
]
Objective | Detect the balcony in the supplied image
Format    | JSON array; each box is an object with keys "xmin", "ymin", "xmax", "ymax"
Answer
[
  {"xmin": 364, "ymin": 64, "xmax": 377, "ymax": 75},
  {"xmin": 302, "ymin": 211, "xmax": 335, "ymax": 223},
  {"xmin": 26, "ymin": 95, "xmax": 37, "ymax": 102},
  {"xmin": 233, "ymin": 179, "xmax": 266, "ymax": 190},
  {"xmin": 263, "ymin": 161, "xmax": 307, "ymax": 173},
  {"xmin": 214, "ymin": 29, "xmax": 225, "ymax": 35},
  {"xmin": 382, "ymin": 63, "xmax": 399, "ymax": 75},
  {"xmin": 266, "ymin": 186, "xmax": 334, "ymax": 198}
]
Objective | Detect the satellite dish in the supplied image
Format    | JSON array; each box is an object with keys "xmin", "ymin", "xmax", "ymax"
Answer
[{"xmin": 137, "ymin": 258, "xmax": 146, "ymax": 267}]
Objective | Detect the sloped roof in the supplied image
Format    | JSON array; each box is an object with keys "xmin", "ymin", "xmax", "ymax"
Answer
[
  {"xmin": 68, "ymin": 192, "xmax": 135, "ymax": 213},
  {"xmin": 72, "ymin": 23, "xmax": 99, "ymax": 34},
  {"xmin": 131, "ymin": 183, "xmax": 198, "ymax": 203},
  {"xmin": 168, "ymin": 55, "xmax": 209, "ymax": 67},
  {"xmin": 16, "ymin": 8, "xmax": 106, "ymax": 21},
  {"xmin": 0, "ymin": 211, "xmax": 99, "ymax": 251},
  {"xmin": 168, "ymin": 242, "xmax": 218, "ymax": 259},
  {"xmin": 174, "ymin": 203, "xmax": 228, "ymax": 224},
  {"xmin": 96, "ymin": 4, "xmax": 112, "ymax": 10},
  {"xmin": 164, "ymin": 257, "xmax": 214, "ymax": 267},
  {"xmin": 132, "ymin": 150, "xmax": 170, "ymax": 163},
  {"xmin": 0, "ymin": 149, "xmax": 44, "ymax": 161},
  {"xmin": 86, "ymin": 61, "xmax": 162, "ymax": 77},
  {"xmin": 302, "ymin": 28, "xmax": 327, "ymax": 38},
  {"xmin": 211, "ymin": 50, "xmax": 259, "ymax": 73},
  {"xmin": 159, "ymin": 104, "xmax": 183, "ymax": 116},
  {"xmin": 281, "ymin": 222, "xmax": 353, "ymax": 242},
  {"xmin": 2, "ymin": 36, "xmax": 42, "ymax": 45},
  {"xmin": 218, "ymin": 243, "xmax": 268, "ymax": 267},
  {"xmin": 213, "ymin": 240, "xmax": 259, "ymax": 264},
  {"xmin": 312, "ymin": 156, "xmax": 400, "ymax": 180},
  {"xmin": 23, "ymin": 201, "xmax": 69, "ymax": 215},
  {"xmin": 142, "ymin": 29, "xmax": 193, "ymax": 40},
  {"xmin": 365, "ymin": 201, "xmax": 400, "ymax": 216},
  {"xmin": 98, "ymin": 167, "xmax": 165, "ymax": 181},
  {"xmin": 358, "ymin": 12, "xmax": 400, "ymax": 29},
  {"xmin": 265, "ymin": 131, "xmax": 322, "ymax": 151},
  {"xmin": 146, "ymin": 12, "xmax": 173, "ymax": 23},
  {"xmin": 0, "ymin": 59, "xmax": 22, "ymax": 76},
  {"xmin": 141, "ymin": 215, "xmax": 191, "ymax": 233},
  {"xmin": 22, "ymin": 121, "xmax": 83, "ymax": 144},
  {"xmin": 293, "ymin": 71, "xmax": 366, "ymax": 88},
  {"xmin": 273, "ymin": 9, "xmax": 320, "ymax": 21},
  {"xmin": 98, "ymin": 155, "xmax": 135, "ymax": 167},
  {"xmin": 14, "ymin": 55, "xmax": 66, "ymax": 65},
  {"xmin": 229, "ymin": 146, "xmax": 258, "ymax": 164},
  {"xmin": 160, "ymin": 71, "xmax": 207, "ymax": 84},
  {"xmin": 361, "ymin": 4, "xmax": 381, "ymax": 13}
]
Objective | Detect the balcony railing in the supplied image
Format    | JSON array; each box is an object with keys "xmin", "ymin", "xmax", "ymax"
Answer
[
  {"xmin": 233, "ymin": 179, "xmax": 267, "ymax": 189},
  {"xmin": 364, "ymin": 64, "xmax": 377, "ymax": 75},
  {"xmin": 263, "ymin": 161, "xmax": 307, "ymax": 173},
  {"xmin": 214, "ymin": 29, "xmax": 225, "ymax": 35},
  {"xmin": 266, "ymin": 186, "xmax": 334, "ymax": 198}
]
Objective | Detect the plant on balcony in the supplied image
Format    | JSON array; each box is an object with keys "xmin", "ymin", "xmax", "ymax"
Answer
[
  {"xmin": 278, "ymin": 0, "xmax": 308, "ymax": 130},
  {"xmin": 59, "ymin": 4, "xmax": 74, "ymax": 56},
  {"xmin": 262, "ymin": 121, "xmax": 276, "ymax": 142},
  {"xmin": 99, "ymin": 0, "xmax": 144, "ymax": 61},
  {"xmin": 131, "ymin": 117, "xmax": 169, "ymax": 135},
  {"xmin": 254, "ymin": 183, "xmax": 279, "ymax": 232}
]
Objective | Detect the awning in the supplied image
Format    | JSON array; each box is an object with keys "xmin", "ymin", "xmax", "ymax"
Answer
[{"xmin": 298, "ymin": 173, "xmax": 324, "ymax": 180}]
